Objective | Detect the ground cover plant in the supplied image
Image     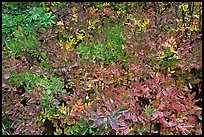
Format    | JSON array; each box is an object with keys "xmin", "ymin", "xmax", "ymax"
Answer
[{"xmin": 2, "ymin": 2, "xmax": 202, "ymax": 135}]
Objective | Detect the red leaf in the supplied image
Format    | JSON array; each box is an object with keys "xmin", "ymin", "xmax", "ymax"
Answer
[
  {"xmin": 131, "ymin": 113, "xmax": 137, "ymax": 122},
  {"xmin": 134, "ymin": 53, "xmax": 139, "ymax": 58},
  {"xmin": 8, "ymin": 116, "xmax": 17, "ymax": 120},
  {"xmin": 158, "ymin": 103, "xmax": 165, "ymax": 111},
  {"xmin": 110, "ymin": 120, "xmax": 119, "ymax": 131},
  {"xmin": 2, "ymin": 83, "xmax": 7, "ymax": 88},
  {"xmin": 26, "ymin": 118, "xmax": 34, "ymax": 126},
  {"xmin": 29, "ymin": 93, "xmax": 37, "ymax": 99},
  {"xmin": 124, "ymin": 113, "xmax": 131, "ymax": 119},
  {"xmin": 12, "ymin": 86, "xmax": 17, "ymax": 92},
  {"xmin": 139, "ymin": 49, "xmax": 144, "ymax": 55},
  {"xmin": 24, "ymin": 106, "xmax": 34, "ymax": 113},
  {"xmin": 124, "ymin": 127, "xmax": 129, "ymax": 135},
  {"xmin": 167, "ymin": 121, "xmax": 176, "ymax": 128},
  {"xmin": 35, "ymin": 106, "xmax": 41, "ymax": 112},
  {"xmin": 4, "ymin": 73, "xmax": 9, "ymax": 79},
  {"xmin": 28, "ymin": 98, "xmax": 36, "ymax": 103},
  {"xmin": 138, "ymin": 116, "xmax": 146, "ymax": 124}
]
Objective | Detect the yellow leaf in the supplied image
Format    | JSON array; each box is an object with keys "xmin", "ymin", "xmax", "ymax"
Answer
[
  {"xmin": 170, "ymin": 47, "xmax": 177, "ymax": 54},
  {"xmin": 71, "ymin": 7, "xmax": 77, "ymax": 13},
  {"xmin": 55, "ymin": 114, "xmax": 60, "ymax": 117},
  {"xmin": 60, "ymin": 105, "xmax": 67, "ymax": 114},
  {"xmin": 46, "ymin": 7, "xmax": 50, "ymax": 12},
  {"xmin": 155, "ymin": 72, "xmax": 159, "ymax": 78},
  {"xmin": 88, "ymin": 83, "xmax": 92, "ymax": 88},
  {"xmin": 14, "ymin": 78, "xmax": 18, "ymax": 83},
  {"xmin": 142, "ymin": 22, "xmax": 146, "ymax": 28},
  {"xmin": 56, "ymin": 128, "xmax": 62, "ymax": 134},
  {"xmin": 173, "ymin": 54, "xmax": 180, "ymax": 59},
  {"xmin": 193, "ymin": 14, "xmax": 199, "ymax": 19},
  {"xmin": 168, "ymin": 67, "xmax": 175, "ymax": 74},
  {"xmin": 144, "ymin": 18, "xmax": 150, "ymax": 24},
  {"xmin": 157, "ymin": 51, "xmax": 165, "ymax": 59},
  {"xmin": 164, "ymin": 42, "xmax": 171, "ymax": 47},
  {"xmin": 85, "ymin": 101, "xmax": 93, "ymax": 108},
  {"xmin": 103, "ymin": 2, "xmax": 110, "ymax": 6},
  {"xmin": 76, "ymin": 33, "xmax": 84, "ymax": 41},
  {"xmin": 188, "ymin": 82, "xmax": 192, "ymax": 89},
  {"xmin": 66, "ymin": 44, "xmax": 71, "ymax": 51},
  {"xmin": 57, "ymin": 21, "xmax": 64, "ymax": 26}
]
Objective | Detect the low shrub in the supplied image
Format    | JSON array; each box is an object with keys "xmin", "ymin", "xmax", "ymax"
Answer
[{"xmin": 2, "ymin": 2, "xmax": 202, "ymax": 135}]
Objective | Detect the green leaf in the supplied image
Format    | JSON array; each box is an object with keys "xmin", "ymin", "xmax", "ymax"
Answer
[
  {"xmin": 92, "ymin": 19, "xmax": 100, "ymax": 25},
  {"xmin": 41, "ymin": 50, "xmax": 47, "ymax": 59},
  {"xmin": 128, "ymin": 16, "xmax": 136, "ymax": 21},
  {"xmin": 150, "ymin": 108, "xmax": 156, "ymax": 114},
  {"xmin": 82, "ymin": 128, "xmax": 89, "ymax": 135},
  {"xmin": 89, "ymin": 128, "xmax": 94, "ymax": 134},
  {"xmin": 42, "ymin": 118, "xmax": 46, "ymax": 123},
  {"xmin": 51, "ymin": 77, "xmax": 58, "ymax": 83}
]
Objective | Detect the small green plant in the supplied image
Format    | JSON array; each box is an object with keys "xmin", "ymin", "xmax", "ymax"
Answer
[
  {"xmin": 2, "ymin": 2, "xmax": 39, "ymax": 39},
  {"xmin": 34, "ymin": 76, "xmax": 65, "ymax": 123},
  {"xmin": 78, "ymin": 118, "xmax": 97, "ymax": 135},
  {"xmin": 78, "ymin": 23, "xmax": 129, "ymax": 65},
  {"xmin": 2, "ymin": 2, "xmax": 56, "ymax": 46},
  {"xmin": 2, "ymin": 114, "xmax": 13, "ymax": 135},
  {"xmin": 145, "ymin": 104, "xmax": 156, "ymax": 118},
  {"xmin": 9, "ymin": 70, "xmax": 65, "ymax": 124},
  {"xmin": 4, "ymin": 26, "xmax": 40, "ymax": 58},
  {"xmin": 156, "ymin": 37, "xmax": 180, "ymax": 73},
  {"xmin": 26, "ymin": 7, "xmax": 56, "ymax": 31},
  {"xmin": 143, "ymin": 104, "xmax": 156, "ymax": 135}
]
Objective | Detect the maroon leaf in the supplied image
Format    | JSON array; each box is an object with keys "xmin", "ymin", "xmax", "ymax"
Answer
[
  {"xmin": 177, "ymin": 124, "xmax": 190, "ymax": 135},
  {"xmin": 157, "ymin": 102, "xmax": 165, "ymax": 111},
  {"xmin": 167, "ymin": 121, "xmax": 176, "ymax": 128},
  {"xmin": 129, "ymin": 64, "xmax": 137, "ymax": 70}
]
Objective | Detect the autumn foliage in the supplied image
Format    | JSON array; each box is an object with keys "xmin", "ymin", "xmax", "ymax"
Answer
[{"xmin": 2, "ymin": 2, "xmax": 202, "ymax": 135}]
